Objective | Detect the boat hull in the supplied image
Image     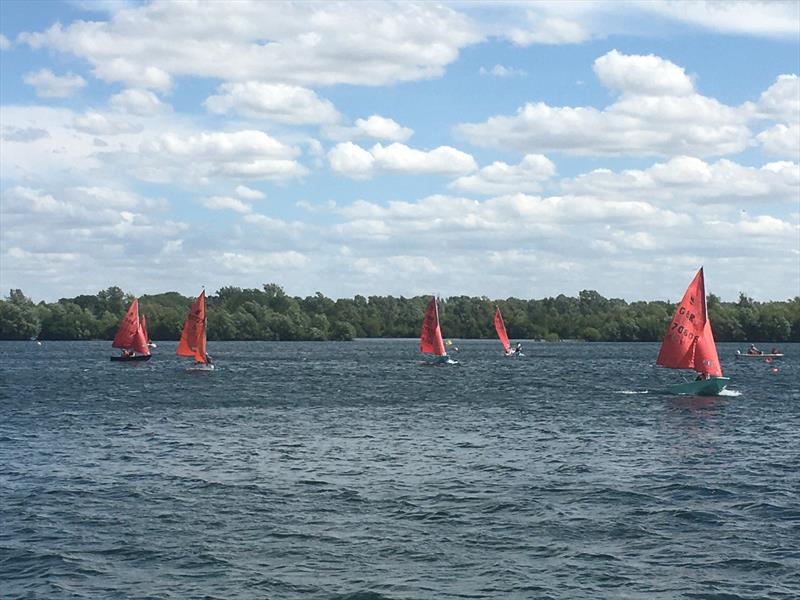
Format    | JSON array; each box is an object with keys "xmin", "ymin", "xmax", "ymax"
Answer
[
  {"xmin": 186, "ymin": 363, "xmax": 215, "ymax": 372},
  {"xmin": 736, "ymin": 353, "xmax": 783, "ymax": 359},
  {"xmin": 110, "ymin": 354, "xmax": 152, "ymax": 362},
  {"xmin": 667, "ymin": 376, "xmax": 729, "ymax": 396},
  {"xmin": 423, "ymin": 354, "xmax": 458, "ymax": 365}
]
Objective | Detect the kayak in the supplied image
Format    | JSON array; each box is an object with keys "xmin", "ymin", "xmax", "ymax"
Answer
[{"xmin": 736, "ymin": 352, "xmax": 783, "ymax": 358}]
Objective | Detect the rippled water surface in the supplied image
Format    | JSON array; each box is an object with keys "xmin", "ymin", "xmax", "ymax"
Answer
[{"xmin": 1, "ymin": 340, "xmax": 799, "ymax": 599}]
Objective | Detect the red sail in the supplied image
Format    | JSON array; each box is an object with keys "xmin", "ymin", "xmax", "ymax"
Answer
[
  {"xmin": 132, "ymin": 318, "xmax": 151, "ymax": 355},
  {"xmin": 177, "ymin": 290, "xmax": 207, "ymax": 363},
  {"xmin": 656, "ymin": 268, "xmax": 722, "ymax": 376},
  {"xmin": 494, "ymin": 306, "xmax": 510, "ymax": 352},
  {"xmin": 420, "ymin": 296, "xmax": 446, "ymax": 356},
  {"xmin": 112, "ymin": 298, "xmax": 140, "ymax": 350},
  {"xmin": 694, "ymin": 319, "xmax": 723, "ymax": 377},
  {"xmin": 140, "ymin": 313, "xmax": 151, "ymax": 345}
]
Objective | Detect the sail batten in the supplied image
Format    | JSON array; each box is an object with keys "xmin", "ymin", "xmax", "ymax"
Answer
[
  {"xmin": 494, "ymin": 306, "xmax": 511, "ymax": 352},
  {"xmin": 656, "ymin": 268, "xmax": 722, "ymax": 376},
  {"xmin": 420, "ymin": 296, "xmax": 446, "ymax": 356}
]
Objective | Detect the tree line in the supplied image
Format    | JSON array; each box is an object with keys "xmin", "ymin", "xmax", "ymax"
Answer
[{"xmin": 1, "ymin": 285, "xmax": 798, "ymax": 342}]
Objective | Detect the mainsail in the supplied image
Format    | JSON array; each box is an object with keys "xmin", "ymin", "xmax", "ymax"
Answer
[
  {"xmin": 656, "ymin": 268, "xmax": 722, "ymax": 377},
  {"xmin": 420, "ymin": 296, "xmax": 446, "ymax": 356},
  {"xmin": 494, "ymin": 306, "xmax": 511, "ymax": 353},
  {"xmin": 112, "ymin": 298, "xmax": 150, "ymax": 355},
  {"xmin": 177, "ymin": 290, "xmax": 208, "ymax": 364}
]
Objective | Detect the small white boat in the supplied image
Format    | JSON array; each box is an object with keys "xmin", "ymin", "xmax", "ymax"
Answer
[{"xmin": 735, "ymin": 350, "xmax": 783, "ymax": 359}]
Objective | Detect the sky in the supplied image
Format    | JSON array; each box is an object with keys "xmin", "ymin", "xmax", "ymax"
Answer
[{"xmin": 1, "ymin": 0, "xmax": 798, "ymax": 303}]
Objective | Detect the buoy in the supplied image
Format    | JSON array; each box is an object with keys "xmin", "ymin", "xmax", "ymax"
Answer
[
  {"xmin": 771, "ymin": 367, "xmax": 779, "ymax": 373},
  {"xmin": 765, "ymin": 357, "xmax": 773, "ymax": 364}
]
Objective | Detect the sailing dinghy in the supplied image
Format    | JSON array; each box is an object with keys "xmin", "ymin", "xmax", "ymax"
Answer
[
  {"xmin": 110, "ymin": 298, "xmax": 151, "ymax": 361},
  {"xmin": 656, "ymin": 268, "xmax": 728, "ymax": 396},
  {"xmin": 420, "ymin": 296, "xmax": 457, "ymax": 365},
  {"xmin": 495, "ymin": 306, "xmax": 522, "ymax": 356},
  {"xmin": 177, "ymin": 290, "xmax": 214, "ymax": 371}
]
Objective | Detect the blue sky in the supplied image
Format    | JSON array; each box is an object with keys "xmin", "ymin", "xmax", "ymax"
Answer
[{"xmin": 1, "ymin": 1, "xmax": 798, "ymax": 302}]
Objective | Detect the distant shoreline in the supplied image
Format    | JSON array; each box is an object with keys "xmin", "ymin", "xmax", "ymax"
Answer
[{"xmin": 2, "ymin": 286, "xmax": 798, "ymax": 343}]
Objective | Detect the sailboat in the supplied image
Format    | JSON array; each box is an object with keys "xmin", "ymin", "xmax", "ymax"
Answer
[
  {"xmin": 140, "ymin": 314, "xmax": 157, "ymax": 348},
  {"xmin": 656, "ymin": 267, "xmax": 728, "ymax": 395},
  {"xmin": 495, "ymin": 305, "xmax": 522, "ymax": 356},
  {"xmin": 420, "ymin": 296, "xmax": 457, "ymax": 364},
  {"xmin": 177, "ymin": 290, "xmax": 214, "ymax": 371},
  {"xmin": 110, "ymin": 298, "xmax": 151, "ymax": 361}
]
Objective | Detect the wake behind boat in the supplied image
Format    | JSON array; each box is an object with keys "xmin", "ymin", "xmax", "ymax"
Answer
[
  {"xmin": 655, "ymin": 267, "xmax": 729, "ymax": 396},
  {"xmin": 110, "ymin": 298, "xmax": 151, "ymax": 362},
  {"xmin": 420, "ymin": 296, "xmax": 458, "ymax": 365}
]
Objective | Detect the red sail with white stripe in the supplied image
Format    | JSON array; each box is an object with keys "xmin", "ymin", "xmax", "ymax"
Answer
[
  {"xmin": 420, "ymin": 296, "xmax": 446, "ymax": 356},
  {"xmin": 494, "ymin": 306, "xmax": 511, "ymax": 353},
  {"xmin": 656, "ymin": 268, "xmax": 722, "ymax": 377}
]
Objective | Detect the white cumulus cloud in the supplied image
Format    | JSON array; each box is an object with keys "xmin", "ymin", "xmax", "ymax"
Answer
[
  {"xmin": 449, "ymin": 154, "xmax": 556, "ymax": 195},
  {"xmin": 200, "ymin": 196, "xmax": 252, "ymax": 214},
  {"xmin": 23, "ymin": 68, "xmax": 86, "ymax": 98},
  {"xmin": 328, "ymin": 142, "xmax": 477, "ymax": 178},
  {"xmin": 19, "ymin": 2, "xmax": 481, "ymax": 88},
  {"xmin": 110, "ymin": 88, "xmax": 169, "ymax": 115},
  {"xmin": 204, "ymin": 82, "xmax": 340, "ymax": 124},
  {"xmin": 455, "ymin": 50, "xmax": 750, "ymax": 157},
  {"xmin": 235, "ymin": 185, "xmax": 265, "ymax": 200},
  {"xmin": 756, "ymin": 124, "xmax": 800, "ymax": 159}
]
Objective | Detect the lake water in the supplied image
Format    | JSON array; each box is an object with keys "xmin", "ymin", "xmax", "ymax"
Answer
[{"xmin": 1, "ymin": 340, "xmax": 798, "ymax": 599}]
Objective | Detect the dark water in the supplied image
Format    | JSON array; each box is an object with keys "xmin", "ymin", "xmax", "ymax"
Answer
[{"xmin": 1, "ymin": 340, "xmax": 798, "ymax": 599}]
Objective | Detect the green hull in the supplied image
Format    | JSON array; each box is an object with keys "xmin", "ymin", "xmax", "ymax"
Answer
[{"xmin": 667, "ymin": 377, "xmax": 729, "ymax": 396}]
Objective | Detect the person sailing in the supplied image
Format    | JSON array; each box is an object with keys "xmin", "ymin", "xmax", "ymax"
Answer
[
  {"xmin": 514, "ymin": 342, "xmax": 523, "ymax": 355},
  {"xmin": 748, "ymin": 344, "xmax": 761, "ymax": 355}
]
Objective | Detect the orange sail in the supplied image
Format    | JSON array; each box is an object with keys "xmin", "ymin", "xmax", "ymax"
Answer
[
  {"xmin": 656, "ymin": 268, "xmax": 722, "ymax": 376},
  {"xmin": 140, "ymin": 313, "xmax": 151, "ymax": 345},
  {"xmin": 420, "ymin": 296, "xmax": 446, "ymax": 356},
  {"xmin": 494, "ymin": 306, "xmax": 511, "ymax": 352},
  {"xmin": 133, "ymin": 318, "xmax": 150, "ymax": 355},
  {"xmin": 112, "ymin": 298, "xmax": 149, "ymax": 354},
  {"xmin": 177, "ymin": 290, "xmax": 208, "ymax": 363}
]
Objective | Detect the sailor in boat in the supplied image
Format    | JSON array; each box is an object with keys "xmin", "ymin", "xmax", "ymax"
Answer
[
  {"xmin": 770, "ymin": 347, "xmax": 780, "ymax": 355},
  {"xmin": 514, "ymin": 342, "xmax": 523, "ymax": 355},
  {"xmin": 205, "ymin": 354, "xmax": 213, "ymax": 365},
  {"xmin": 695, "ymin": 372, "xmax": 711, "ymax": 381},
  {"xmin": 747, "ymin": 344, "xmax": 761, "ymax": 355},
  {"xmin": 122, "ymin": 349, "xmax": 133, "ymax": 358}
]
